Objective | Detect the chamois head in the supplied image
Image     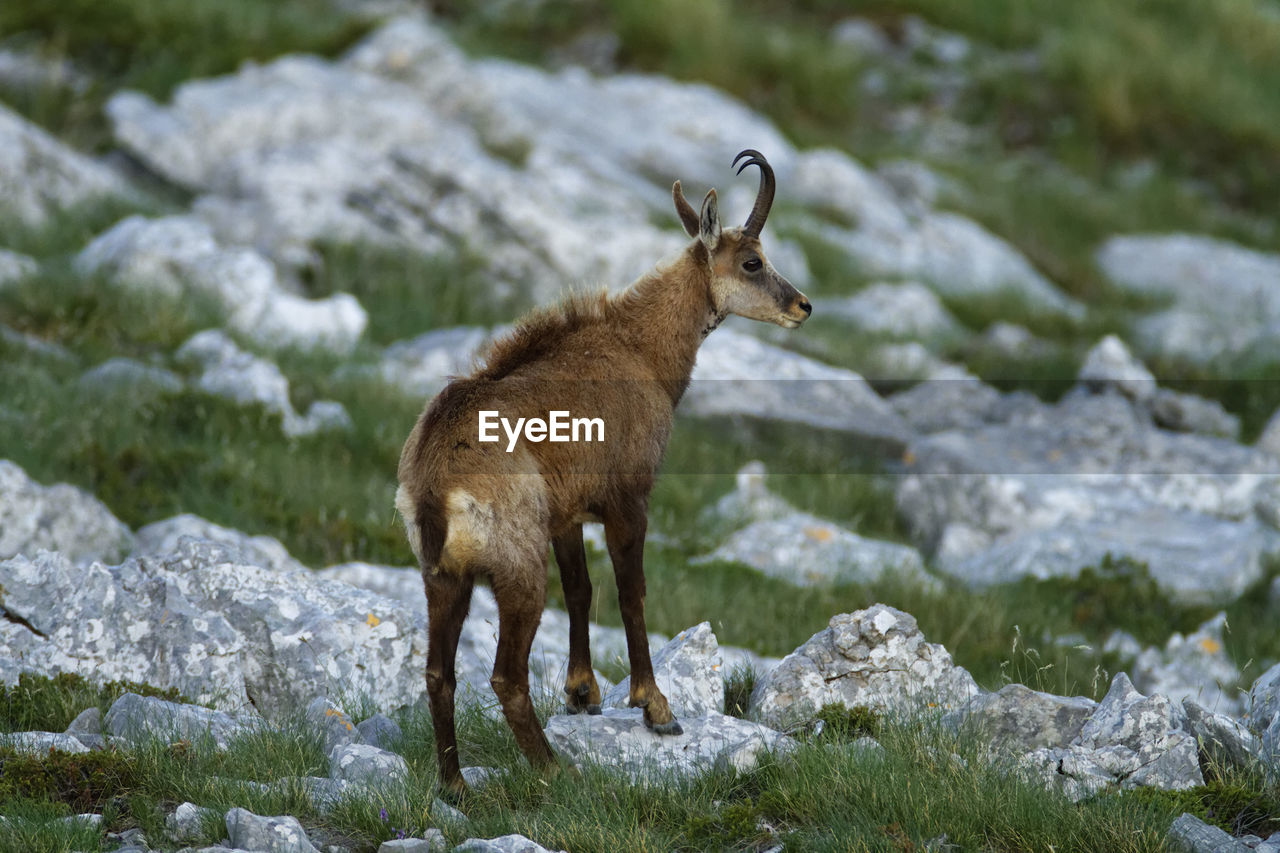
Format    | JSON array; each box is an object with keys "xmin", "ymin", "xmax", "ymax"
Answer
[{"xmin": 672, "ymin": 149, "xmax": 812, "ymax": 329}]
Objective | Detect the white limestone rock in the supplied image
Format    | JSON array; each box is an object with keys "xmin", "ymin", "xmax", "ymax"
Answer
[
  {"xmin": 687, "ymin": 328, "xmax": 909, "ymax": 449},
  {"xmin": 77, "ymin": 215, "xmax": 366, "ymax": 354},
  {"xmin": 604, "ymin": 622, "xmax": 724, "ymax": 718},
  {"xmin": 545, "ymin": 707, "xmax": 795, "ymax": 782},
  {"xmin": 0, "ymin": 249, "xmax": 37, "ymax": 287},
  {"xmin": 1020, "ymin": 673, "xmax": 1203, "ymax": 802},
  {"xmin": 0, "ymin": 459, "xmax": 135, "ymax": 565},
  {"xmin": 0, "ymin": 102, "xmax": 132, "ymax": 226},
  {"xmin": 1097, "ymin": 234, "xmax": 1280, "ymax": 366},
  {"xmin": 175, "ymin": 329, "xmax": 352, "ymax": 438},
  {"xmin": 749, "ymin": 604, "xmax": 979, "ymax": 731}
]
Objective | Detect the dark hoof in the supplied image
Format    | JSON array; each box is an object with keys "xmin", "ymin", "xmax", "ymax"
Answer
[
  {"xmin": 646, "ymin": 717, "xmax": 683, "ymax": 736},
  {"xmin": 565, "ymin": 683, "xmax": 602, "ymax": 716}
]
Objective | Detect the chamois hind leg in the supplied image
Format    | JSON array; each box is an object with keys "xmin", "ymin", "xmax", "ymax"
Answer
[
  {"xmin": 489, "ymin": 571, "xmax": 559, "ymax": 772},
  {"xmin": 605, "ymin": 502, "xmax": 682, "ymax": 735},
  {"xmin": 424, "ymin": 570, "xmax": 475, "ymax": 798},
  {"xmin": 553, "ymin": 526, "xmax": 602, "ymax": 715}
]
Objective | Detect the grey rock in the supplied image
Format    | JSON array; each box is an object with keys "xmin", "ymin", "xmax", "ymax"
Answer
[
  {"xmin": 460, "ymin": 765, "xmax": 502, "ymax": 790},
  {"xmin": 65, "ymin": 706, "xmax": 104, "ymax": 750},
  {"xmin": 897, "ymin": 392, "xmax": 1280, "ymax": 605},
  {"xmin": 1097, "ymin": 234, "xmax": 1280, "ymax": 366},
  {"xmin": 0, "ymin": 731, "xmax": 89, "ymax": 755},
  {"xmin": 749, "ymin": 604, "xmax": 979, "ymax": 731},
  {"xmin": 950, "ymin": 683, "xmax": 1095, "ymax": 753},
  {"xmin": 1149, "ymin": 389, "xmax": 1240, "ymax": 440},
  {"xmin": 452, "ymin": 836, "xmax": 565, "ymax": 853},
  {"xmin": 1077, "ymin": 335, "xmax": 1156, "ymax": 404},
  {"xmin": 686, "ymin": 328, "xmax": 909, "ymax": 450},
  {"xmin": 604, "ymin": 622, "xmax": 724, "ymax": 718},
  {"xmin": 0, "ymin": 544, "xmax": 429, "ymax": 715},
  {"xmin": 1168, "ymin": 813, "xmax": 1254, "ymax": 853},
  {"xmin": 289, "ymin": 776, "xmax": 354, "ymax": 813},
  {"xmin": 134, "ymin": 513, "xmax": 308, "ymax": 574},
  {"xmin": 0, "ymin": 102, "xmax": 132, "ymax": 226},
  {"xmin": 698, "ymin": 462, "xmax": 795, "ymax": 535},
  {"xmin": 106, "ymin": 15, "xmax": 770, "ymax": 305},
  {"xmin": 1183, "ymin": 699, "xmax": 1261, "ymax": 775},
  {"xmin": 877, "ymin": 160, "xmax": 953, "ymax": 210},
  {"xmin": 357, "ymin": 713, "xmax": 402, "ymax": 750},
  {"xmin": 175, "ymin": 330, "xmax": 351, "ymax": 438},
  {"xmin": 545, "ymin": 707, "xmax": 794, "ymax": 782},
  {"xmin": 225, "ymin": 808, "xmax": 319, "ymax": 853},
  {"xmin": 1132, "ymin": 613, "xmax": 1243, "ymax": 717},
  {"xmin": 0, "ymin": 459, "xmax": 135, "ymax": 565},
  {"xmin": 168, "ymin": 802, "xmax": 219, "ymax": 845},
  {"xmin": 77, "ymin": 215, "xmax": 367, "ymax": 354},
  {"xmin": 59, "ymin": 812, "xmax": 102, "ymax": 828},
  {"xmin": 815, "ymin": 281, "xmax": 961, "ymax": 340},
  {"xmin": 696, "ymin": 513, "xmax": 933, "ymax": 590},
  {"xmin": 0, "ymin": 49, "xmax": 89, "ymax": 97},
  {"xmin": 1022, "ymin": 673, "xmax": 1203, "ymax": 801},
  {"xmin": 306, "ymin": 697, "xmax": 362, "ymax": 755},
  {"xmin": 105, "ymin": 693, "xmax": 253, "ymax": 750},
  {"xmin": 1248, "ymin": 662, "xmax": 1280, "ymax": 758},
  {"xmin": 79, "ymin": 357, "xmax": 184, "ymax": 400},
  {"xmin": 832, "ymin": 18, "xmax": 893, "ymax": 55},
  {"xmin": 428, "ymin": 798, "xmax": 468, "ymax": 829},
  {"xmin": 66, "ymin": 706, "xmax": 102, "ymax": 737},
  {"xmin": 1257, "ymin": 409, "xmax": 1280, "ymax": 458},
  {"xmin": 789, "ymin": 148, "xmax": 1078, "ymax": 317},
  {"xmin": 888, "ymin": 378, "xmax": 1046, "ymax": 435},
  {"xmin": 0, "ymin": 249, "xmax": 37, "ymax": 287},
  {"xmin": 864, "ymin": 341, "xmax": 970, "ymax": 382},
  {"xmin": 328, "ymin": 743, "xmax": 409, "ymax": 786},
  {"xmin": 1258, "ymin": 833, "xmax": 1280, "ymax": 853},
  {"xmin": 378, "ymin": 837, "xmax": 445, "ymax": 853},
  {"xmin": 977, "ymin": 322, "xmax": 1050, "ymax": 361}
]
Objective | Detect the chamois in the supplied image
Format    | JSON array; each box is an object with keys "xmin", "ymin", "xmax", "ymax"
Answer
[{"xmin": 396, "ymin": 149, "xmax": 811, "ymax": 794}]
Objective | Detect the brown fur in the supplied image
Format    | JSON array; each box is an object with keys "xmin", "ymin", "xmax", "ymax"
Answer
[{"xmin": 397, "ymin": 167, "xmax": 810, "ymax": 795}]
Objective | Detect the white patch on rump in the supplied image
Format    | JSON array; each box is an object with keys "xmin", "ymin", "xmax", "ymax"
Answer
[{"xmin": 394, "ymin": 483, "xmax": 422, "ymax": 563}]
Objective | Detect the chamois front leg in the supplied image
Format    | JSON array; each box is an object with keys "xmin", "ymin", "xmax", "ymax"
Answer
[
  {"xmin": 553, "ymin": 526, "xmax": 602, "ymax": 715},
  {"xmin": 605, "ymin": 502, "xmax": 682, "ymax": 736}
]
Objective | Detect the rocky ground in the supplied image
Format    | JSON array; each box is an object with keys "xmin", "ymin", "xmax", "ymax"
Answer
[{"xmin": 4, "ymin": 3, "xmax": 1280, "ymax": 851}]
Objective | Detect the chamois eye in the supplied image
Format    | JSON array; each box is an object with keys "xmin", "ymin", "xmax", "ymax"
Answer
[{"xmin": 743, "ymin": 258, "xmax": 763, "ymax": 272}]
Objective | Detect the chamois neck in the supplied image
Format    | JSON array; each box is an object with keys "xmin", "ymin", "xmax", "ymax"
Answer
[{"xmin": 615, "ymin": 246, "xmax": 718, "ymax": 390}]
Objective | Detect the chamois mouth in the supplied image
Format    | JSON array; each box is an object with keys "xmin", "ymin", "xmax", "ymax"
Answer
[{"xmin": 777, "ymin": 313, "xmax": 807, "ymax": 329}]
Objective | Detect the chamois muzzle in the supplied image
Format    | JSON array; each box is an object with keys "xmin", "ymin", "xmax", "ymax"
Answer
[{"xmin": 733, "ymin": 149, "xmax": 776, "ymax": 239}]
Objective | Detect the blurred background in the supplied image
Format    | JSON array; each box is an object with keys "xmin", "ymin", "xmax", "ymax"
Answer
[{"xmin": 3, "ymin": 0, "xmax": 1280, "ymax": 702}]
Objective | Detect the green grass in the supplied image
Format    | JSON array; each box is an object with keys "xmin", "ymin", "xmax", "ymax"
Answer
[
  {"xmin": 305, "ymin": 242, "xmax": 522, "ymax": 346},
  {"xmin": 6, "ymin": 675, "xmax": 1255, "ymax": 853},
  {"xmin": 0, "ymin": 673, "xmax": 188, "ymax": 736},
  {"xmin": 0, "ymin": 0, "xmax": 371, "ymax": 151},
  {"xmin": 3, "ymin": 4, "xmax": 1280, "ymax": 847}
]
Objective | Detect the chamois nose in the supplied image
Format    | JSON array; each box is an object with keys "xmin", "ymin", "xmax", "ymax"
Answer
[{"xmin": 797, "ymin": 297, "xmax": 812, "ymax": 316}]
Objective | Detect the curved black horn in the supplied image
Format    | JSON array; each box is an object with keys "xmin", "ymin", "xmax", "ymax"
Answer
[{"xmin": 733, "ymin": 149, "xmax": 775, "ymax": 238}]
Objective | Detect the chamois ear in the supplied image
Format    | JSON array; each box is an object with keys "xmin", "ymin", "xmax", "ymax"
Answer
[
  {"xmin": 699, "ymin": 189, "xmax": 721, "ymax": 253},
  {"xmin": 672, "ymin": 180, "xmax": 700, "ymax": 238}
]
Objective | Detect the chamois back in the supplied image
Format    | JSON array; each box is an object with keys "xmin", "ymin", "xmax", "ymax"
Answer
[{"xmin": 474, "ymin": 290, "xmax": 612, "ymax": 382}]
